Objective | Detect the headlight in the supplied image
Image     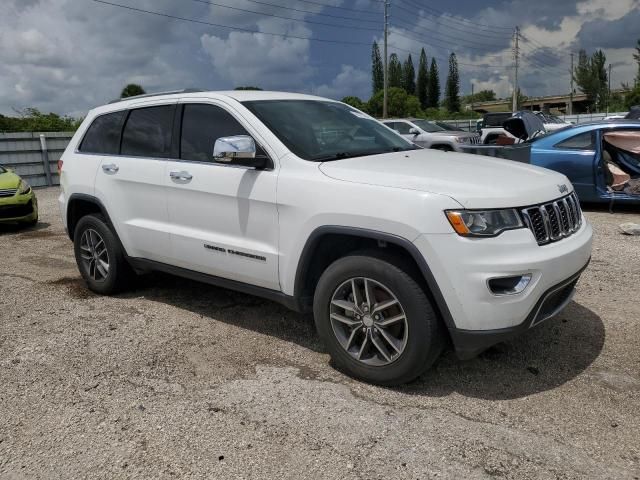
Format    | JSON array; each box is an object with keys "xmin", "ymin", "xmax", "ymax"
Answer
[
  {"xmin": 445, "ymin": 209, "xmax": 524, "ymax": 237},
  {"xmin": 18, "ymin": 179, "xmax": 31, "ymax": 195},
  {"xmin": 455, "ymin": 136, "xmax": 468, "ymax": 143}
]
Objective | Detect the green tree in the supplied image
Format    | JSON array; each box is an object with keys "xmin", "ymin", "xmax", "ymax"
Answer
[
  {"xmin": 402, "ymin": 54, "xmax": 416, "ymax": 95},
  {"xmin": 416, "ymin": 48, "xmax": 428, "ymax": 109},
  {"xmin": 463, "ymin": 89, "xmax": 496, "ymax": 104},
  {"xmin": 234, "ymin": 86, "xmax": 262, "ymax": 90},
  {"xmin": 367, "ymin": 87, "xmax": 421, "ymax": 117},
  {"xmin": 120, "ymin": 83, "xmax": 146, "ymax": 98},
  {"xmin": 371, "ymin": 41, "xmax": 384, "ymax": 95},
  {"xmin": 444, "ymin": 53, "xmax": 460, "ymax": 112},
  {"xmin": 0, "ymin": 108, "xmax": 81, "ymax": 133},
  {"xmin": 426, "ymin": 58, "xmax": 440, "ymax": 109},
  {"xmin": 625, "ymin": 85, "xmax": 640, "ymax": 109},
  {"xmin": 341, "ymin": 96, "xmax": 367, "ymax": 112},
  {"xmin": 573, "ymin": 49, "xmax": 608, "ymax": 111},
  {"xmin": 388, "ymin": 54, "xmax": 403, "ymax": 89},
  {"xmin": 634, "ymin": 38, "xmax": 640, "ymax": 86}
]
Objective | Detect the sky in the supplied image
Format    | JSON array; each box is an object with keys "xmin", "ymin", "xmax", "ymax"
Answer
[{"xmin": 1, "ymin": 0, "xmax": 638, "ymax": 116}]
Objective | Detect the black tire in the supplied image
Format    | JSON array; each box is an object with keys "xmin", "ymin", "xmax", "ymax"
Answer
[
  {"xmin": 313, "ymin": 254, "xmax": 444, "ymax": 386},
  {"xmin": 73, "ymin": 214, "xmax": 133, "ymax": 295}
]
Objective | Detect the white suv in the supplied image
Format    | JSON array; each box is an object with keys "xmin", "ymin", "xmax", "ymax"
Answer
[{"xmin": 58, "ymin": 90, "xmax": 593, "ymax": 385}]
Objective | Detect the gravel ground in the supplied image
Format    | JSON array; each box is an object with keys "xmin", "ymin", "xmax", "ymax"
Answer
[{"xmin": 1, "ymin": 187, "xmax": 639, "ymax": 479}]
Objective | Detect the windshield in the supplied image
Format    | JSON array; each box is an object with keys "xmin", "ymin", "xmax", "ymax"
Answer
[
  {"xmin": 412, "ymin": 120, "xmax": 446, "ymax": 133},
  {"xmin": 434, "ymin": 121, "xmax": 458, "ymax": 131},
  {"xmin": 242, "ymin": 100, "xmax": 416, "ymax": 161},
  {"xmin": 0, "ymin": 166, "xmax": 6, "ymax": 174}
]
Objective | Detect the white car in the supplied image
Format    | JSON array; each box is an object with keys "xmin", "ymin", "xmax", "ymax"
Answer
[
  {"xmin": 382, "ymin": 118, "xmax": 481, "ymax": 151},
  {"xmin": 58, "ymin": 90, "xmax": 593, "ymax": 385}
]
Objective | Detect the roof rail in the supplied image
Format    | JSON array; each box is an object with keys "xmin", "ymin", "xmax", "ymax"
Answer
[{"xmin": 108, "ymin": 88, "xmax": 205, "ymax": 104}]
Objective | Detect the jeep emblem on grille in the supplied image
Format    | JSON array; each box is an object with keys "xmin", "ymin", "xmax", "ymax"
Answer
[{"xmin": 558, "ymin": 184, "xmax": 568, "ymax": 194}]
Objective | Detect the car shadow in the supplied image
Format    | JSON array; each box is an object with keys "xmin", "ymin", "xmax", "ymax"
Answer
[
  {"xmin": 0, "ymin": 221, "xmax": 50, "ymax": 235},
  {"xmin": 119, "ymin": 273, "xmax": 324, "ymax": 353},
  {"xmin": 120, "ymin": 274, "xmax": 604, "ymax": 400},
  {"xmin": 402, "ymin": 301, "xmax": 605, "ymax": 400}
]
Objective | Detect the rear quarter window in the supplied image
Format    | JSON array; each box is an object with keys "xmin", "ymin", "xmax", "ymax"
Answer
[
  {"xmin": 554, "ymin": 131, "xmax": 596, "ymax": 150},
  {"xmin": 79, "ymin": 111, "xmax": 126, "ymax": 154}
]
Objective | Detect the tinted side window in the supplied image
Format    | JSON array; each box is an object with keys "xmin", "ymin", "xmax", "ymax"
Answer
[
  {"xmin": 394, "ymin": 122, "xmax": 412, "ymax": 134},
  {"xmin": 555, "ymin": 131, "xmax": 596, "ymax": 150},
  {"xmin": 79, "ymin": 111, "xmax": 125, "ymax": 154},
  {"xmin": 180, "ymin": 104, "xmax": 250, "ymax": 162},
  {"xmin": 121, "ymin": 105, "xmax": 175, "ymax": 158}
]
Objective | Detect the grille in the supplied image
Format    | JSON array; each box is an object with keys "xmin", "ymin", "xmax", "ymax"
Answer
[
  {"xmin": 532, "ymin": 279, "xmax": 578, "ymax": 325},
  {"xmin": 0, "ymin": 200, "xmax": 33, "ymax": 219},
  {"xmin": 469, "ymin": 136, "xmax": 481, "ymax": 145},
  {"xmin": 0, "ymin": 188, "xmax": 17, "ymax": 198},
  {"xmin": 521, "ymin": 192, "xmax": 582, "ymax": 245}
]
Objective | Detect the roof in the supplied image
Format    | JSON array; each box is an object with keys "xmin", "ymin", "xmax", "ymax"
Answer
[{"xmin": 92, "ymin": 90, "xmax": 334, "ymax": 117}]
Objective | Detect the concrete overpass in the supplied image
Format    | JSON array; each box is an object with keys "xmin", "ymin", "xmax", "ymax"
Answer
[{"xmin": 470, "ymin": 89, "xmax": 630, "ymax": 114}]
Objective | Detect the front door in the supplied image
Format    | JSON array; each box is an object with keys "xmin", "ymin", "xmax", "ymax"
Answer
[{"xmin": 163, "ymin": 102, "xmax": 280, "ymax": 291}]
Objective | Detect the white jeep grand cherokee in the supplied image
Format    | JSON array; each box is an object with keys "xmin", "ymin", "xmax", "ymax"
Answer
[{"xmin": 58, "ymin": 90, "xmax": 592, "ymax": 385}]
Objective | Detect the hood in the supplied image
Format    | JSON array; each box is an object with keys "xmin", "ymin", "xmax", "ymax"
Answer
[
  {"xmin": 0, "ymin": 169, "xmax": 20, "ymax": 190},
  {"xmin": 504, "ymin": 111, "xmax": 546, "ymax": 140},
  {"xmin": 319, "ymin": 149, "xmax": 572, "ymax": 209}
]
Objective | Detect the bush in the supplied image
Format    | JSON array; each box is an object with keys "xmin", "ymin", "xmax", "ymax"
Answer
[
  {"xmin": 341, "ymin": 96, "xmax": 367, "ymax": 112},
  {"xmin": 0, "ymin": 108, "xmax": 82, "ymax": 132}
]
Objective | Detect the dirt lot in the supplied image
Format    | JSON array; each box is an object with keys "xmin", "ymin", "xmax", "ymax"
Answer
[{"xmin": 1, "ymin": 187, "xmax": 639, "ymax": 479}]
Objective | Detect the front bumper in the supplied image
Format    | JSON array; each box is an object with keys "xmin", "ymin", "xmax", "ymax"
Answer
[
  {"xmin": 413, "ymin": 217, "xmax": 593, "ymax": 357},
  {"xmin": 0, "ymin": 190, "xmax": 38, "ymax": 223}
]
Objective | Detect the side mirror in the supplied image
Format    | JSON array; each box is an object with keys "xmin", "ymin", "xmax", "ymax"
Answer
[
  {"xmin": 213, "ymin": 135, "xmax": 269, "ymax": 169},
  {"xmin": 409, "ymin": 127, "xmax": 419, "ymax": 136}
]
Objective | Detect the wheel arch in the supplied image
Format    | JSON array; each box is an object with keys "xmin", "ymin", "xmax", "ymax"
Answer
[
  {"xmin": 293, "ymin": 226, "xmax": 456, "ymax": 335},
  {"xmin": 66, "ymin": 194, "xmax": 118, "ymax": 242}
]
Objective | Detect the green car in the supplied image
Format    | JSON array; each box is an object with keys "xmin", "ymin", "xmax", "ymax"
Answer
[{"xmin": 0, "ymin": 165, "xmax": 38, "ymax": 225}]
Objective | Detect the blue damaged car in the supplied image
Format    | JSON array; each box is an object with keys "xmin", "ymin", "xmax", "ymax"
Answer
[{"xmin": 529, "ymin": 121, "xmax": 640, "ymax": 204}]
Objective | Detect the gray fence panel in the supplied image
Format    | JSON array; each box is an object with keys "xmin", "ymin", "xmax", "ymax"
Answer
[{"xmin": 0, "ymin": 132, "xmax": 74, "ymax": 187}]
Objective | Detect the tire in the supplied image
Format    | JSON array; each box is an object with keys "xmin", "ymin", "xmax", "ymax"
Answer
[
  {"xmin": 313, "ymin": 254, "xmax": 444, "ymax": 386},
  {"xmin": 73, "ymin": 214, "xmax": 133, "ymax": 295}
]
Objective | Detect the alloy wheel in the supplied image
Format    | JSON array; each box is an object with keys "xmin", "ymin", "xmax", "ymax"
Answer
[
  {"xmin": 79, "ymin": 228, "xmax": 110, "ymax": 282},
  {"xmin": 329, "ymin": 277, "xmax": 409, "ymax": 366}
]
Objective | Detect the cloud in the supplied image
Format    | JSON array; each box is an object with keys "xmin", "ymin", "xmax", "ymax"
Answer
[
  {"xmin": 575, "ymin": 8, "xmax": 640, "ymax": 49},
  {"xmin": 314, "ymin": 65, "xmax": 369, "ymax": 99}
]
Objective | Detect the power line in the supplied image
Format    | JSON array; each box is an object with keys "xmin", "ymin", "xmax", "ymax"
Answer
[
  {"xmin": 205, "ymin": 0, "xmax": 382, "ymax": 24},
  {"xmin": 394, "ymin": 1, "xmax": 512, "ymax": 41},
  {"xmin": 387, "ymin": 24, "xmax": 510, "ymax": 58},
  {"xmin": 288, "ymin": 0, "xmax": 382, "ymax": 14},
  {"xmin": 91, "ymin": 0, "xmax": 374, "ymax": 45},
  {"xmin": 186, "ymin": 0, "xmax": 380, "ymax": 31},
  {"xmin": 388, "ymin": 43, "xmax": 512, "ymax": 69},
  {"xmin": 396, "ymin": 0, "xmax": 513, "ymax": 32}
]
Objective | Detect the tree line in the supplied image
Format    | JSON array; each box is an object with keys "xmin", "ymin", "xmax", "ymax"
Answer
[{"xmin": 343, "ymin": 42, "xmax": 471, "ymax": 119}]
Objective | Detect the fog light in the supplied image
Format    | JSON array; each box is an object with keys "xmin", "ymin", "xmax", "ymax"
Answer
[{"xmin": 487, "ymin": 274, "xmax": 532, "ymax": 296}]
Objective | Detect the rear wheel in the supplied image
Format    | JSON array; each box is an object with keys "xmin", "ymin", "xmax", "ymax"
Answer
[
  {"xmin": 313, "ymin": 254, "xmax": 444, "ymax": 386},
  {"xmin": 73, "ymin": 214, "xmax": 133, "ymax": 295}
]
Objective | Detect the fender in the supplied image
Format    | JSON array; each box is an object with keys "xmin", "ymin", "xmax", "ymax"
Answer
[{"xmin": 292, "ymin": 226, "xmax": 457, "ymax": 335}]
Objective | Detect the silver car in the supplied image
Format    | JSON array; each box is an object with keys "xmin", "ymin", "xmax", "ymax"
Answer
[{"xmin": 382, "ymin": 118, "xmax": 481, "ymax": 152}]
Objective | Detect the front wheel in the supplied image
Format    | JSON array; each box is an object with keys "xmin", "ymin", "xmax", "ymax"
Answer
[{"xmin": 313, "ymin": 254, "xmax": 444, "ymax": 386}]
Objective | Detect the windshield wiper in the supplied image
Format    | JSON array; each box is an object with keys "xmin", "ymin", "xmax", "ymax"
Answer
[{"xmin": 314, "ymin": 151, "xmax": 383, "ymax": 162}]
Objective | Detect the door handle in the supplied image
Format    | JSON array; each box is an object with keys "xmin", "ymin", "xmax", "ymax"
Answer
[
  {"xmin": 170, "ymin": 170, "xmax": 193, "ymax": 182},
  {"xmin": 102, "ymin": 163, "xmax": 119, "ymax": 174}
]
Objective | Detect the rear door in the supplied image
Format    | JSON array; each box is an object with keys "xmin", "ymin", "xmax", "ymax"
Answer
[
  {"xmin": 94, "ymin": 103, "xmax": 175, "ymax": 262},
  {"xmin": 163, "ymin": 101, "xmax": 280, "ymax": 290}
]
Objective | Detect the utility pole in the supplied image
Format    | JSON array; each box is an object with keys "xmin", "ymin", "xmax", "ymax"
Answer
[
  {"xmin": 512, "ymin": 26, "xmax": 520, "ymax": 113},
  {"xmin": 383, "ymin": 0, "xmax": 389, "ymax": 118},
  {"xmin": 607, "ymin": 63, "xmax": 612, "ymax": 114},
  {"xmin": 470, "ymin": 83, "xmax": 474, "ymax": 112},
  {"xmin": 569, "ymin": 52, "xmax": 574, "ymax": 115}
]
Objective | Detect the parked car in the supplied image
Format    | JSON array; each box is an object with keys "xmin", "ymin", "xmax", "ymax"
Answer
[
  {"xmin": 529, "ymin": 120, "xmax": 640, "ymax": 204},
  {"xmin": 0, "ymin": 165, "xmax": 38, "ymax": 226},
  {"xmin": 382, "ymin": 118, "xmax": 481, "ymax": 151},
  {"xmin": 59, "ymin": 90, "xmax": 592, "ymax": 385},
  {"xmin": 478, "ymin": 111, "xmax": 514, "ymax": 144},
  {"xmin": 533, "ymin": 112, "xmax": 572, "ymax": 132}
]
